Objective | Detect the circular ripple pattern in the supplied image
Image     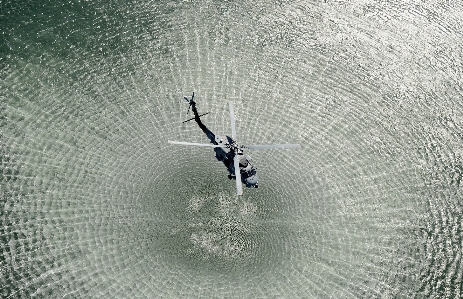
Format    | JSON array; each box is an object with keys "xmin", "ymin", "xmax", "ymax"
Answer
[{"xmin": 1, "ymin": 1, "xmax": 463, "ymax": 298}]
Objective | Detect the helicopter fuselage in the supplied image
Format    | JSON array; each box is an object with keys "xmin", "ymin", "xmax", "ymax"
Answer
[{"xmin": 189, "ymin": 101, "xmax": 258, "ymax": 188}]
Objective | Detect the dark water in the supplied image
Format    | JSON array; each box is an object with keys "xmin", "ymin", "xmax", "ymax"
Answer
[{"xmin": 1, "ymin": 1, "xmax": 462, "ymax": 298}]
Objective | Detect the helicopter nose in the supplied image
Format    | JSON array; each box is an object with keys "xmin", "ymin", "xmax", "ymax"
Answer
[{"xmin": 245, "ymin": 174, "xmax": 258, "ymax": 187}]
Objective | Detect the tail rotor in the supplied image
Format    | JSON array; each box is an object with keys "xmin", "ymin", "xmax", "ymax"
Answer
[{"xmin": 184, "ymin": 92, "xmax": 195, "ymax": 114}]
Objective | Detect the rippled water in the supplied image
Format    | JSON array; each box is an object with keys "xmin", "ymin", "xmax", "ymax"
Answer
[{"xmin": 1, "ymin": 1, "xmax": 462, "ymax": 298}]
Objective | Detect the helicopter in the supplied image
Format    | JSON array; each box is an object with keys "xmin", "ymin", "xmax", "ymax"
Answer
[{"xmin": 168, "ymin": 92, "xmax": 300, "ymax": 196}]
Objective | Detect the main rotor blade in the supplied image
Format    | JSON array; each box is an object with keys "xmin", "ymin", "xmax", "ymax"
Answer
[
  {"xmin": 234, "ymin": 155, "xmax": 243, "ymax": 196},
  {"xmin": 168, "ymin": 140, "xmax": 227, "ymax": 148},
  {"xmin": 244, "ymin": 144, "xmax": 301, "ymax": 150},
  {"xmin": 229, "ymin": 102, "xmax": 237, "ymax": 139}
]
